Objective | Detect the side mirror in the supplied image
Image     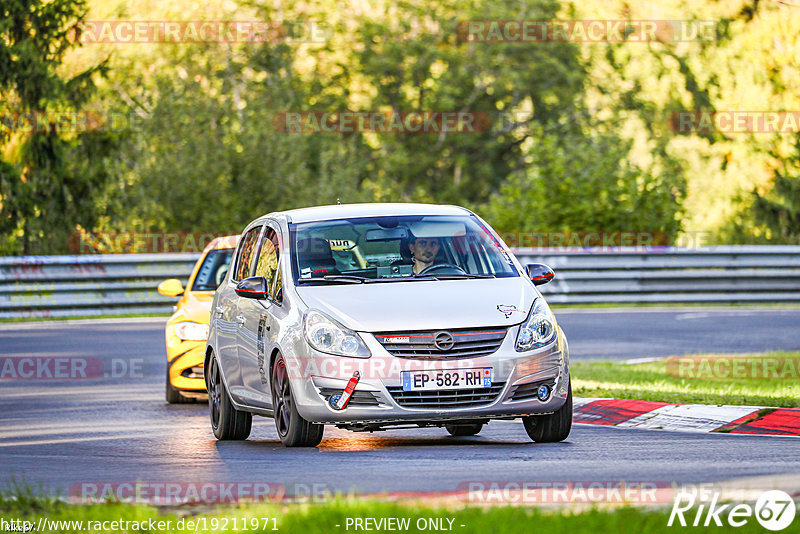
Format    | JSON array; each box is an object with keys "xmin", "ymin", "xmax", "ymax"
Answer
[
  {"xmin": 235, "ymin": 276, "xmax": 269, "ymax": 299},
  {"xmin": 157, "ymin": 278, "xmax": 184, "ymax": 297},
  {"xmin": 526, "ymin": 263, "xmax": 554, "ymax": 286}
]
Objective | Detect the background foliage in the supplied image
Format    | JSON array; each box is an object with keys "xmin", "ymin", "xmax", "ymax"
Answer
[{"xmin": 1, "ymin": 0, "xmax": 798, "ymax": 254}]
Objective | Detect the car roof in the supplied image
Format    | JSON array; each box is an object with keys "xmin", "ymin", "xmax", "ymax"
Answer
[
  {"xmin": 262, "ymin": 203, "xmax": 472, "ymax": 224},
  {"xmin": 206, "ymin": 234, "xmax": 240, "ymax": 251}
]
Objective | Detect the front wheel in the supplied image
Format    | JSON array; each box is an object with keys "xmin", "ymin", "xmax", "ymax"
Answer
[
  {"xmin": 166, "ymin": 365, "xmax": 193, "ymax": 404},
  {"xmin": 271, "ymin": 355, "xmax": 324, "ymax": 447},
  {"xmin": 207, "ymin": 352, "xmax": 252, "ymax": 440},
  {"xmin": 522, "ymin": 383, "xmax": 572, "ymax": 443}
]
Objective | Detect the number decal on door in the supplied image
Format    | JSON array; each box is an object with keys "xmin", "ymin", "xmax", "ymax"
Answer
[{"xmin": 257, "ymin": 315, "xmax": 268, "ymax": 384}]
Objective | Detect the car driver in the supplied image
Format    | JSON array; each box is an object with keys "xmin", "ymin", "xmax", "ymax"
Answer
[{"xmin": 408, "ymin": 236, "xmax": 441, "ymax": 275}]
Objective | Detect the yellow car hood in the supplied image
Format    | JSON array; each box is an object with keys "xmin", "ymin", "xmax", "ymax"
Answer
[{"xmin": 173, "ymin": 291, "xmax": 215, "ymax": 325}]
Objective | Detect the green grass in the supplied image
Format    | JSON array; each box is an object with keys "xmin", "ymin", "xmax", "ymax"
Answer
[
  {"xmin": 1, "ymin": 492, "xmax": 791, "ymax": 534},
  {"xmin": 572, "ymin": 352, "xmax": 800, "ymax": 407}
]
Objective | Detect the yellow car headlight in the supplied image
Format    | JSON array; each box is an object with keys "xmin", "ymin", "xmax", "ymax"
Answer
[{"xmin": 174, "ymin": 321, "xmax": 210, "ymax": 341}]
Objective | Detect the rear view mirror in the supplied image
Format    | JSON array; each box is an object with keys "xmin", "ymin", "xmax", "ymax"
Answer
[
  {"xmin": 235, "ymin": 276, "xmax": 269, "ymax": 299},
  {"xmin": 157, "ymin": 278, "xmax": 184, "ymax": 297},
  {"xmin": 365, "ymin": 228, "xmax": 409, "ymax": 241},
  {"xmin": 526, "ymin": 264, "xmax": 554, "ymax": 286}
]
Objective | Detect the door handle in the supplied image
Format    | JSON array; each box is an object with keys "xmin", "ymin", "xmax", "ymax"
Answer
[{"xmin": 235, "ymin": 314, "xmax": 246, "ymax": 325}]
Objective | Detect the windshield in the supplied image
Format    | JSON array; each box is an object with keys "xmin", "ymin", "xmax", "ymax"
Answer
[
  {"xmin": 191, "ymin": 248, "xmax": 234, "ymax": 291},
  {"xmin": 290, "ymin": 215, "xmax": 518, "ymax": 284}
]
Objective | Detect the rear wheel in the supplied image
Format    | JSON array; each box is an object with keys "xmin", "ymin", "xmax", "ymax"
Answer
[
  {"xmin": 207, "ymin": 352, "xmax": 252, "ymax": 440},
  {"xmin": 166, "ymin": 365, "xmax": 193, "ymax": 404},
  {"xmin": 445, "ymin": 423, "xmax": 484, "ymax": 436},
  {"xmin": 522, "ymin": 383, "xmax": 572, "ymax": 443},
  {"xmin": 271, "ymin": 355, "xmax": 324, "ymax": 447}
]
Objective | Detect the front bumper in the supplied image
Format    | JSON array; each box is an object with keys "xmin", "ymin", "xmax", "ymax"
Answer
[
  {"xmin": 167, "ymin": 338, "xmax": 207, "ymax": 392},
  {"xmin": 290, "ymin": 327, "xmax": 570, "ymax": 425}
]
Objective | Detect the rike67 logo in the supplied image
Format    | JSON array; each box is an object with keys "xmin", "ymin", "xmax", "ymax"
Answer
[{"xmin": 669, "ymin": 489, "xmax": 796, "ymax": 531}]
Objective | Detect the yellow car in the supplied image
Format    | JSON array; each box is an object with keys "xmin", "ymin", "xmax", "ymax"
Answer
[{"xmin": 157, "ymin": 235, "xmax": 239, "ymax": 403}]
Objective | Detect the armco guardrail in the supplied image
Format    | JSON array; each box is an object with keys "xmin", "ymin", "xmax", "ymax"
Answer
[
  {"xmin": 516, "ymin": 246, "xmax": 800, "ymax": 304},
  {"xmin": 0, "ymin": 254, "xmax": 200, "ymax": 319},
  {"xmin": 1, "ymin": 246, "xmax": 799, "ymax": 319}
]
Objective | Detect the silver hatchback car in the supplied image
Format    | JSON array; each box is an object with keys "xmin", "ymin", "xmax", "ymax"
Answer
[{"xmin": 205, "ymin": 203, "xmax": 571, "ymax": 446}]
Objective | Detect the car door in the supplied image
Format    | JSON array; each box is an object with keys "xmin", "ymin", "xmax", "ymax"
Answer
[
  {"xmin": 237, "ymin": 222, "xmax": 282, "ymax": 408},
  {"xmin": 216, "ymin": 224, "xmax": 262, "ymax": 400}
]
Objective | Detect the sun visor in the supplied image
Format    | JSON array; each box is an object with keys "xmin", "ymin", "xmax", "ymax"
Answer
[{"xmin": 407, "ymin": 221, "xmax": 467, "ymax": 238}]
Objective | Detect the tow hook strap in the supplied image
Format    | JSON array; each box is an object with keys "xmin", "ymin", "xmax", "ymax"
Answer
[{"xmin": 330, "ymin": 371, "xmax": 360, "ymax": 410}]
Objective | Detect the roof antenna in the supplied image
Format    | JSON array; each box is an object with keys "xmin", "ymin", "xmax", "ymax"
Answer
[{"xmin": 337, "ymin": 198, "xmax": 342, "ymax": 205}]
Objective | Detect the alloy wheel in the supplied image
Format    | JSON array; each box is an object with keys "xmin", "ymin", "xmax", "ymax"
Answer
[
  {"xmin": 272, "ymin": 358, "xmax": 291, "ymax": 437},
  {"xmin": 208, "ymin": 357, "xmax": 221, "ymax": 430}
]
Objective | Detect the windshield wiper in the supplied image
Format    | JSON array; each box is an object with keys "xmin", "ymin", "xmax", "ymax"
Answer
[
  {"xmin": 417, "ymin": 273, "xmax": 495, "ymax": 280},
  {"xmin": 297, "ymin": 275, "xmax": 370, "ymax": 284},
  {"xmin": 364, "ymin": 274, "xmax": 492, "ymax": 282},
  {"xmin": 364, "ymin": 275, "xmax": 439, "ymax": 283},
  {"xmin": 297, "ymin": 274, "xmax": 493, "ymax": 285}
]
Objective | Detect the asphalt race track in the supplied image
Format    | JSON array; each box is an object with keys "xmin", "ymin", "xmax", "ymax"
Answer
[
  {"xmin": 1, "ymin": 308, "xmax": 799, "ymax": 498},
  {"xmin": 558, "ymin": 307, "xmax": 800, "ymax": 359}
]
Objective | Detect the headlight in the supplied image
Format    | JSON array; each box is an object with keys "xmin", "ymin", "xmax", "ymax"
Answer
[
  {"xmin": 304, "ymin": 310, "xmax": 371, "ymax": 358},
  {"xmin": 174, "ymin": 321, "xmax": 210, "ymax": 341},
  {"xmin": 515, "ymin": 298, "xmax": 557, "ymax": 351}
]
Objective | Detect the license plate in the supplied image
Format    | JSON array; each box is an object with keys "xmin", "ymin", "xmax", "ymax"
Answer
[{"xmin": 401, "ymin": 368, "xmax": 492, "ymax": 391}]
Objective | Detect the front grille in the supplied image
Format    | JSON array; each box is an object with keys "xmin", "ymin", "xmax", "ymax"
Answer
[
  {"xmin": 375, "ymin": 327, "xmax": 507, "ymax": 359},
  {"xmin": 180, "ymin": 366, "xmax": 204, "ymax": 379},
  {"xmin": 386, "ymin": 383, "xmax": 506, "ymax": 409},
  {"xmin": 508, "ymin": 379, "xmax": 555, "ymax": 401},
  {"xmin": 317, "ymin": 387, "xmax": 383, "ymax": 407}
]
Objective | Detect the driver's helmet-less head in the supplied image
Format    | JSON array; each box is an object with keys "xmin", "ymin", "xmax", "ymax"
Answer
[{"xmin": 407, "ymin": 233, "xmax": 442, "ymax": 264}]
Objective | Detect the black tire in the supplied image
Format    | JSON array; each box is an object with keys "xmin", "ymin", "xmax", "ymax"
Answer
[
  {"xmin": 522, "ymin": 383, "xmax": 572, "ymax": 443},
  {"xmin": 207, "ymin": 352, "xmax": 252, "ymax": 440},
  {"xmin": 166, "ymin": 365, "xmax": 194, "ymax": 404},
  {"xmin": 271, "ymin": 355, "xmax": 324, "ymax": 447},
  {"xmin": 445, "ymin": 423, "xmax": 484, "ymax": 436}
]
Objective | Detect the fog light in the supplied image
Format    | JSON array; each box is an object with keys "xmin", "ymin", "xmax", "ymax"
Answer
[{"xmin": 537, "ymin": 384, "xmax": 550, "ymax": 401}]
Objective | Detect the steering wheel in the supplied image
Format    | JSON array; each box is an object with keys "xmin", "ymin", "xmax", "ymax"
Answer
[{"xmin": 418, "ymin": 263, "xmax": 467, "ymax": 275}]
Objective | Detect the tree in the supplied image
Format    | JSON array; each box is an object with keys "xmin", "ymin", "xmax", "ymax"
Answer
[
  {"xmin": 484, "ymin": 123, "xmax": 684, "ymax": 239},
  {"xmin": 0, "ymin": 0, "xmax": 112, "ymax": 254},
  {"xmin": 352, "ymin": 0, "xmax": 584, "ymax": 205},
  {"xmin": 752, "ymin": 136, "xmax": 800, "ymax": 242}
]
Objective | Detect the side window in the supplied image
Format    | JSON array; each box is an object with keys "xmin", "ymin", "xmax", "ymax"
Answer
[
  {"xmin": 273, "ymin": 266, "xmax": 283, "ymax": 302},
  {"xmin": 233, "ymin": 226, "xmax": 262, "ymax": 281},
  {"xmin": 254, "ymin": 227, "xmax": 280, "ymax": 298}
]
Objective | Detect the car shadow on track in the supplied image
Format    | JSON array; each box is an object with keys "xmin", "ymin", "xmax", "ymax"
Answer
[{"xmin": 214, "ymin": 436, "xmax": 575, "ymax": 453}]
